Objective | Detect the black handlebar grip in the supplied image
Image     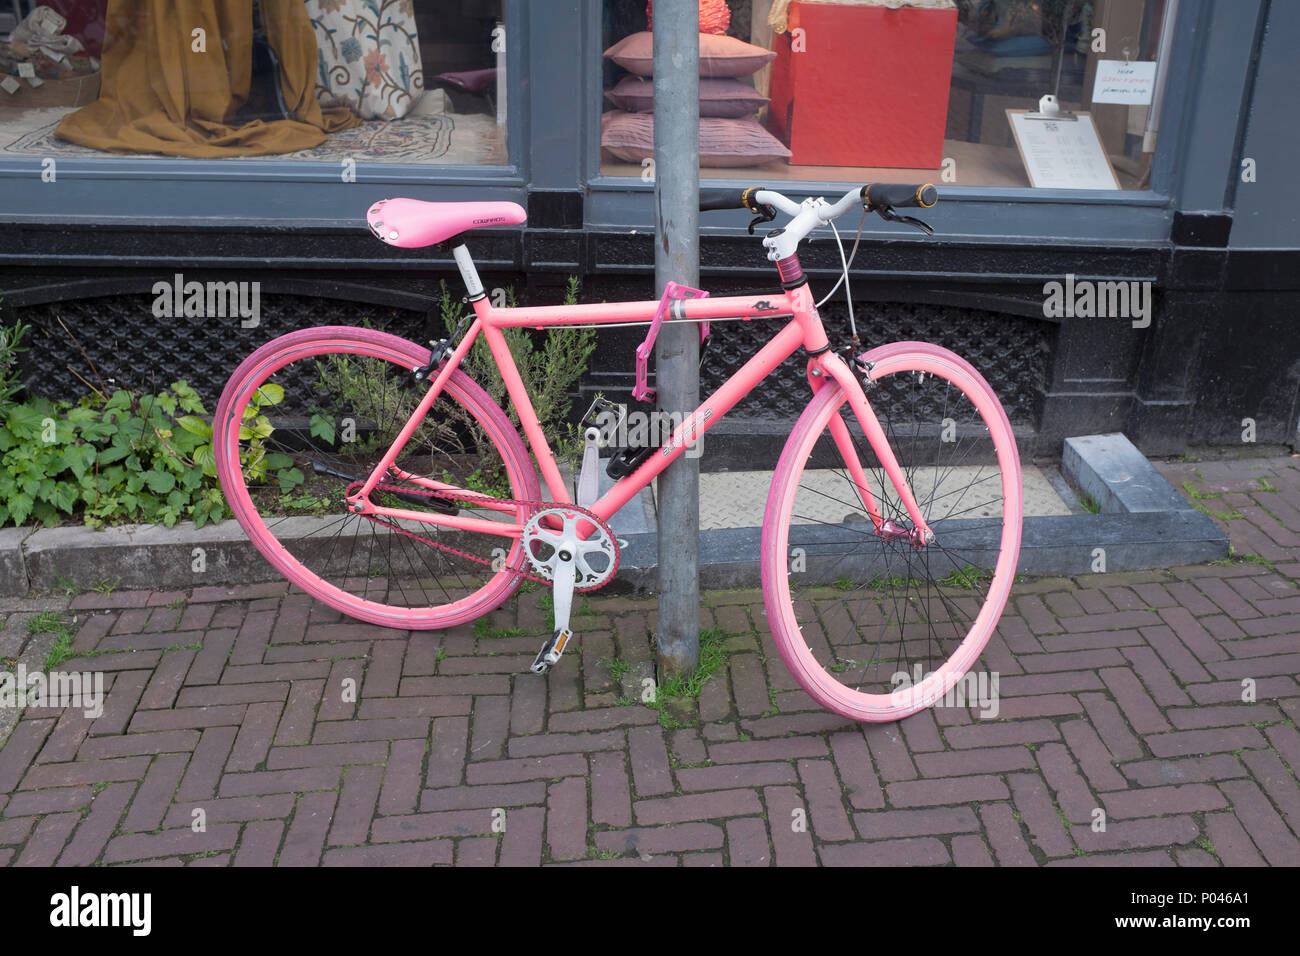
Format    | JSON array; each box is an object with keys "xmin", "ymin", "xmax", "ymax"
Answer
[
  {"xmin": 700, "ymin": 190, "xmax": 749, "ymax": 212},
  {"xmin": 861, "ymin": 183, "xmax": 938, "ymax": 210}
]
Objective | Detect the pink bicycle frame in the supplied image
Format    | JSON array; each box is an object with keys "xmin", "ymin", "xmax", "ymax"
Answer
[{"xmin": 347, "ymin": 256, "xmax": 935, "ymax": 544}]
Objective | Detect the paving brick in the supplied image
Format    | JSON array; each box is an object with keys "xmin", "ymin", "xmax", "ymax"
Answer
[
  {"xmin": 77, "ymin": 729, "xmax": 200, "ymax": 760},
  {"xmin": 1121, "ymin": 754, "xmax": 1246, "ymax": 787},
  {"xmin": 328, "ymin": 765, "xmax": 383, "ymax": 846},
  {"xmin": 163, "ymin": 794, "xmax": 296, "ymax": 828},
  {"xmin": 313, "ymin": 717, "xmax": 430, "ymax": 744},
  {"xmin": 4, "ymin": 786, "xmax": 93, "ymax": 816},
  {"xmin": 234, "ymin": 820, "xmax": 284, "ymax": 867},
  {"xmin": 454, "ymin": 836, "xmax": 499, "ymax": 867},
  {"xmin": 266, "ymin": 741, "xmax": 388, "ymax": 771},
  {"xmin": 1070, "ymin": 815, "xmax": 1199, "ymax": 853},
  {"xmin": 854, "ymin": 806, "xmax": 980, "ymax": 840},
  {"xmin": 820, "ymin": 837, "xmax": 950, "ymax": 867},
  {"xmin": 15, "ymin": 812, "xmax": 80, "ymax": 866},
  {"xmin": 58, "ymin": 781, "xmax": 135, "ymax": 866},
  {"xmin": 796, "ymin": 759, "xmax": 855, "ymax": 841},
  {"xmin": 887, "ymin": 774, "xmax": 1009, "ymax": 808},
  {"xmin": 593, "ymin": 822, "xmax": 724, "ymax": 856},
  {"xmin": 373, "ymin": 737, "xmax": 423, "ymax": 816},
  {"xmin": 1145, "ymin": 727, "xmax": 1267, "ymax": 758},
  {"xmin": 421, "ymin": 781, "xmax": 546, "ymax": 813},
  {"xmin": 218, "ymin": 767, "xmax": 342, "ymax": 797},
  {"xmin": 508, "ymin": 729, "xmax": 624, "ymax": 758},
  {"xmin": 725, "ymin": 816, "xmax": 771, "ymax": 866},
  {"xmin": 1101, "ymin": 784, "xmax": 1228, "ymax": 818},
  {"xmin": 278, "ymin": 791, "xmax": 337, "ymax": 867},
  {"xmin": 465, "ymin": 754, "xmax": 588, "ymax": 786},
  {"xmin": 498, "ymin": 806, "xmax": 545, "ymax": 865},
  {"xmin": 1079, "ymin": 693, "xmax": 1144, "ymax": 761},
  {"xmin": 425, "ymin": 716, "xmax": 469, "ymax": 788},
  {"xmin": 1217, "ymin": 778, "xmax": 1300, "ymax": 866},
  {"xmin": 273, "ymin": 680, "xmax": 325, "ymax": 746},
  {"xmin": 18, "ymin": 755, "xmax": 150, "ymax": 791},
  {"xmin": 546, "ymin": 777, "xmax": 588, "ymax": 862},
  {"xmin": 35, "ymin": 708, "xmax": 96, "ymax": 765},
  {"xmin": 763, "ymin": 786, "xmax": 816, "ymax": 866},
  {"xmin": 1009, "ymin": 772, "xmax": 1074, "ymax": 858},
  {"xmin": 1203, "ymin": 811, "xmax": 1266, "ymax": 866},
  {"xmin": 103, "ymin": 825, "xmax": 241, "ymax": 864},
  {"xmin": 129, "ymin": 704, "xmax": 247, "ymax": 733},
  {"xmin": 176, "ymin": 682, "xmax": 289, "ymax": 707},
  {"xmin": 979, "ymin": 803, "xmax": 1037, "ymax": 866},
  {"xmin": 176, "ymin": 726, "xmax": 238, "ymax": 802},
  {"xmin": 90, "ymin": 670, "xmax": 151, "ymax": 737},
  {"xmin": 122, "ymin": 752, "xmax": 189, "ymax": 832},
  {"xmin": 827, "ymin": 731, "xmax": 885, "ymax": 810},
  {"xmin": 628, "ymin": 725, "xmax": 675, "ymax": 797},
  {"xmin": 1060, "ymin": 719, "xmax": 1128, "ymax": 791},
  {"xmin": 316, "ymin": 660, "xmax": 365, "ymax": 722},
  {"xmin": 634, "ymin": 789, "xmax": 763, "ymax": 826},
  {"xmin": 944, "ymin": 719, "xmax": 1061, "ymax": 749},
  {"xmin": 226, "ymin": 701, "xmax": 283, "ymax": 773},
  {"xmin": 1100, "ymin": 667, "xmax": 1171, "ymax": 734}
]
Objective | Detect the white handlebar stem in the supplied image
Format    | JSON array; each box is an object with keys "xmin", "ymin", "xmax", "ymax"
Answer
[{"xmin": 754, "ymin": 187, "xmax": 862, "ymax": 261}]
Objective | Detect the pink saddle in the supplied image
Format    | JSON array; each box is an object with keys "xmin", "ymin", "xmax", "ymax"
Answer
[{"xmin": 366, "ymin": 198, "xmax": 527, "ymax": 249}]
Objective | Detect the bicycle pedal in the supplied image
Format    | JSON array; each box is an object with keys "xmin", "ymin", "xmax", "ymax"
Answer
[
  {"xmin": 606, "ymin": 443, "xmax": 656, "ymax": 480},
  {"xmin": 530, "ymin": 628, "xmax": 573, "ymax": 675}
]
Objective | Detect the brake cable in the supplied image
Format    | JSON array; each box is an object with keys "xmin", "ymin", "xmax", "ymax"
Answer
[{"xmin": 816, "ymin": 208, "xmax": 869, "ymax": 347}]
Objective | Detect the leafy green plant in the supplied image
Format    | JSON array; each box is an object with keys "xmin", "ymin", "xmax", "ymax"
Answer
[
  {"xmin": 442, "ymin": 277, "xmax": 596, "ymax": 465},
  {"xmin": 0, "ymin": 316, "xmax": 28, "ymax": 415},
  {"xmin": 0, "ymin": 378, "xmax": 299, "ymax": 530}
]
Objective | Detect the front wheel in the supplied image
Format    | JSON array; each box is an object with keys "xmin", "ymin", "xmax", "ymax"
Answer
[
  {"xmin": 761, "ymin": 342, "xmax": 1023, "ymax": 722},
  {"xmin": 214, "ymin": 326, "xmax": 539, "ymax": 630}
]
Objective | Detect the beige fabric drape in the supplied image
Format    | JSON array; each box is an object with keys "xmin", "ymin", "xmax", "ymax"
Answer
[{"xmin": 57, "ymin": 0, "xmax": 359, "ymax": 157}]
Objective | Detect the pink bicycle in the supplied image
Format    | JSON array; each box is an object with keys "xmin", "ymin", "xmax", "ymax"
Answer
[{"xmin": 214, "ymin": 183, "xmax": 1023, "ymax": 722}]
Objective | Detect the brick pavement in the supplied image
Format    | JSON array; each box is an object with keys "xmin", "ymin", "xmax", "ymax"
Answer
[{"xmin": 1, "ymin": 454, "xmax": 1299, "ymax": 866}]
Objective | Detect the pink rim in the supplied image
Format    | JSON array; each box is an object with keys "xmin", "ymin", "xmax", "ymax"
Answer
[
  {"xmin": 214, "ymin": 326, "xmax": 539, "ymax": 630},
  {"xmin": 761, "ymin": 342, "xmax": 1024, "ymax": 722}
]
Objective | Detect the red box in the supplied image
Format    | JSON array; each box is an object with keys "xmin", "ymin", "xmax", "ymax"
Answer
[{"xmin": 766, "ymin": 0, "xmax": 957, "ymax": 168}]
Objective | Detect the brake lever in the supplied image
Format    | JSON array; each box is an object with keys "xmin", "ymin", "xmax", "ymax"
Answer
[
  {"xmin": 747, "ymin": 203, "xmax": 777, "ymax": 235},
  {"xmin": 872, "ymin": 204, "xmax": 934, "ymax": 237}
]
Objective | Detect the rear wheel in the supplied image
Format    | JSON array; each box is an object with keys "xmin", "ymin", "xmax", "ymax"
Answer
[
  {"xmin": 761, "ymin": 343, "xmax": 1023, "ymax": 721},
  {"xmin": 214, "ymin": 326, "xmax": 538, "ymax": 629}
]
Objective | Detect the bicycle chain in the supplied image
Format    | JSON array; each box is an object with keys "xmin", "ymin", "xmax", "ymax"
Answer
[{"xmin": 349, "ymin": 481, "xmax": 620, "ymax": 591}]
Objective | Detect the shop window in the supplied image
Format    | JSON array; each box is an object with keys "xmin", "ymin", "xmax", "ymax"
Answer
[
  {"xmin": 601, "ymin": 0, "xmax": 1171, "ymax": 190},
  {"xmin": 0, "ymin": 0, "xmax": 507, "ymax": 166}
]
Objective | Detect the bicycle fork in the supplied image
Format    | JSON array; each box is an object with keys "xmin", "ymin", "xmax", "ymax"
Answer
[{"xmin": 811, "ymin": 353, "xmax": 935, "ymax": 547}]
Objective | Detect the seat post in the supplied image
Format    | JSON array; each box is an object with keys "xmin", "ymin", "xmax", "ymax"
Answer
[{"xmin": 452, "ymin": 245, "xmax": 486, "ymax": 301}]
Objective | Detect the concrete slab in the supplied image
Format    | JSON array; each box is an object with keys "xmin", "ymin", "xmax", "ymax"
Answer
[{"xmin": 1063, "ymin": 433, "xmax": 1192, "ymax": 514}]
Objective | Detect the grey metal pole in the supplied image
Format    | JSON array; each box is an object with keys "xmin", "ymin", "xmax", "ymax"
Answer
[{"xmin": 652, "ymin": 0, "xmax": 701, "ymax": 677}]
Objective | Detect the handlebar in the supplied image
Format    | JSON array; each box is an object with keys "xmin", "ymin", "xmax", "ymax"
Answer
[
  {"xmin": 699, "ymin": 182, "xmax": 937, "ymax": 217},
  {"xmin": 699, "ymin": 182, "xmax": 939, "ymax": 260}
]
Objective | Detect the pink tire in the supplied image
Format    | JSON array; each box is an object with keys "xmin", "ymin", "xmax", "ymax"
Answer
[
  {"xmin": 214, "ymin": 326, "xmax": 538, "ymax": 630},
  {"xmin": 761, "ymin": 342, "xmax": 1023, "ymax": 722}
]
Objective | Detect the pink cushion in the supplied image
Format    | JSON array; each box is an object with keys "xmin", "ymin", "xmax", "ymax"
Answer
[
  {"xmin": 604, "ymin": 31, "xmax": 776, "ymax": 78},
  {"xmin": 605, "ymin": 76, "xmax": 769, "ymax": 118},
  {"xmin": 601, "ymin": 110, "xmax": 792, "ymax": 168}
]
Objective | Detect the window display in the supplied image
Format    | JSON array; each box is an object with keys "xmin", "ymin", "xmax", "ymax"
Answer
[
  {"xmin": 601, "ymin": 0, "xmax": 1170, "ymax": 190},
  {"xmin": 0, "ymin": 0, "xmax": 508, "ymax": 165}
]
